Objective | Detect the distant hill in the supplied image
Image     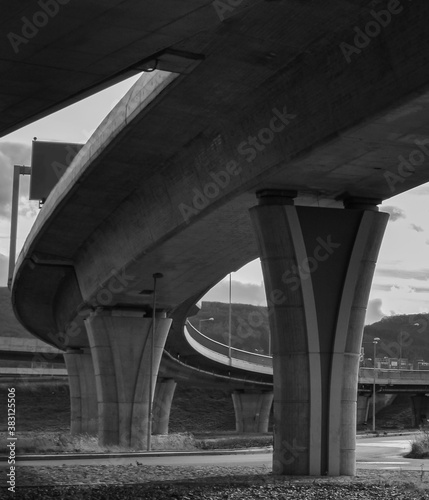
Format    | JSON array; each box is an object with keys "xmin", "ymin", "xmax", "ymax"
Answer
[
  {"xmin": 190, "ymin": 301, "xmax": 270, "ymax": 354},
  {"xmin": 363, "ymin": 313, "xmax": 429, "ymax": 364},
  {"xmin": 0, "ymin": 287, "xmax": 33, "ymax": 338},
  {"xmin": 193, "ymin": 301, "xmax": 429, "ymax": 363}
]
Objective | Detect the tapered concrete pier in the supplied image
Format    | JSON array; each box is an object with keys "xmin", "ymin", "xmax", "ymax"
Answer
[
  {"xmin": 250, "ymin": 191, "xmax": 388, "ymax": 476},
  {"xmin": 356, "ymin": 394, "xmax": 370, "ymax": 425},
  {"xmin": 153, "ymin": 378, "xmax": 177, "ymax": 435},
  {"xmin": 232, "ymin": 390, "xmax": 273, "ymax": 433},
  {"xmin": 64, "ymin": 348, "xmax": 98, "ymax": 435},
  {"xmin": 85, "ymin": 309, "xmax": 172, "ymax": 448}
]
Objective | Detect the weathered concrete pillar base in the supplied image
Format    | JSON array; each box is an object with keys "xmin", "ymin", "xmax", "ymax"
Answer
[
  {"xmin": 232, "ymin": 390, "xmax": 273, "ymax": 433},
  {"xmin": 411, "ymin": 395, "xmax": 429, "ymax": 427},
  {"xmin": 153, "ymin": 378, "xmax": 177, "ymax": 435},
  {"xmin": 357, "ymin": 394, "xmax": 370, "ymax": 425},
  {"xmin": 250, "ymin": 194, "xmax": 388, "ymax": 476},
  {"xmin": 64, "ymin": 348, "xmax": 98, "ymax": 435},
  {"xmin": 85, "ymin": 310, "xmax": 172, "ymax": 448}
]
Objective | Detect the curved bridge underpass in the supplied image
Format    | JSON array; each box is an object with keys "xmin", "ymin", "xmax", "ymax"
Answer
[{"xmin": 7, "ymin": 2, "xmax": 429, "ymax": 476}]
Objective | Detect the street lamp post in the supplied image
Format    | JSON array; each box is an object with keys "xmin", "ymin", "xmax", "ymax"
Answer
[
  {"xmin": 198, "ymin": 317, "xmax": 214, "ymax": 331},
  {"xmin": 147, "ymin": 272, "xmax": 163, "ymax": 452},
  {"xmin": 372, "ymin": 337, "xmax": 380, "ymax": 432},
  {"xmin": 8, "ymin": 165, "xmax": 32, "ymax": 289},
  {"xmin": 399, "ymin": 332, "xmax": 403, "ymax": 366},
  {"xmin": 228, "ymin": 273, "xmax": 232, "ymax": 364}
]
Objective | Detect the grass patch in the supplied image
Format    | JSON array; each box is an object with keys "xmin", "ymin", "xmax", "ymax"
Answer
[
  {"xmin": 0, "ymin": 430, "xmax": 274, "ymax": 455},
  {"xmin": 0, "ymin": 431, "xmax": 200, "ymax": 455},
  {"xmin": 196, "ymin": 434, "xmax": 273, "ymax": 450},
  {"xmin": 405, "ymin": 428, "xmax": 429, "ymax": 458}
]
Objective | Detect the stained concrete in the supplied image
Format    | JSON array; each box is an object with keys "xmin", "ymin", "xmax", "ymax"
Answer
[{"xmin": 250, "ymin": 193, "xmax": 388, "ymax": 475}]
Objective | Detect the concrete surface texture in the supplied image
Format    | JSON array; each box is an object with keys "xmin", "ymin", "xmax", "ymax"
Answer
[
  {"xmin": 231, "ymin": 390, "xmax": 273, "ymax": 433},
  {"xmin": 85, "ymin": 310, "xmax": 172, "ymax": 447},
  {"xmin": 7, "ymin": 1, "xmax": 429, "ymax": 477}
]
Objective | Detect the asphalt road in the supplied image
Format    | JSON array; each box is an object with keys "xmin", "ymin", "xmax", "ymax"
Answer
[{"xmin": 9, "ymin": 435, "xmax": 428, "ymax": 471}]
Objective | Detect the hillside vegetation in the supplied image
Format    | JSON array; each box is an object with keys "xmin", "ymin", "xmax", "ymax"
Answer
[
  {"xmin": 0, "ymin": 287, "xmax": 33, "ymax": 338},
  {"xmin": 363, "ymin": 313, "xmax": 429, "ymax": 364}
]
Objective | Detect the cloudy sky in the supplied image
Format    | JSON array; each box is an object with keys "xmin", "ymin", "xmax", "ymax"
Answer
[{"xmin": 0, "ymin": 73, "xmax": 428, "ymax": 325}]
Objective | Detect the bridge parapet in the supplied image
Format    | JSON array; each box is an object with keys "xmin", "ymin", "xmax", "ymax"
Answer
[
  {"xmin": 359, "ymin": 368, "xmax": 429, "ymax": 385},
  {"xmin": 185, "ymin": 327, "xmax": 429, "ymax": 390},
  {"xmin": 0, "ymin": 336, "xmax": 62, "ymax": 354},
  {"xmin": 184, "ymin": 321, "xmax": 272, "ymax": 374}
]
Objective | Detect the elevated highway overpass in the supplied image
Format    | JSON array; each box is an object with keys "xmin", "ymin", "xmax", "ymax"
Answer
[{"xmin": 4, "ymin": 1, "xmax": 429, "ymax": 476}]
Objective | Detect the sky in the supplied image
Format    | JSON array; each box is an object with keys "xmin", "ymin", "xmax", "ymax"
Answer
[{"xmin": 0, "ymin": 73, "xmax": 428, "ymax": 325}]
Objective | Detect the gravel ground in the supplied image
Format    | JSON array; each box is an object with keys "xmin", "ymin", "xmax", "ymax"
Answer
[{"xmin": 2, "ymin": 464, "xmax": 429, "ymax": 499}]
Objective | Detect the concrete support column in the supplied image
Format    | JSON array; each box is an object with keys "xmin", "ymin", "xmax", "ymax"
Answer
[
  {"xmin": 250, "ymin": 191, "xmax": 388, "ymax": 476},
  {"xmin": 152, "ymin": 378, "xmax": 177, "ymax": 435},
  {"xmin": 63, "ymin": 348, "xmax": 98, "ymax": 435},
  {"xmin": 356, "ymin": 394, "xmax": 370, "ymax": 425},
  {"xmin": 411, "ymin": 395, "xmax": 429, "ymax": 427},
  {"xmin": 232, "ymin": 390, "xmax": 273, "ymax": 433},
  {"xmin": 85, "ymin": 309, "xmax": 172, "ymax": 448}
]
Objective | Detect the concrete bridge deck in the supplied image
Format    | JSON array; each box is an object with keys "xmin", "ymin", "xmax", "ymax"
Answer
[{"xmin": 5, "ymin": 1, "xmax": 429, "ymax": 476}]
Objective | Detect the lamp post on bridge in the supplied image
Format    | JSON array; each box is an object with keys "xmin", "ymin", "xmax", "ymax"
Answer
[
  {"xmin": 147, "ymin": 272, "xmax": 163, "ymax": 452},
  {"xmin": 8, "ymin": 165, "xmax": 32, "ymax": 289},
  {"xmin": 198, "ymin": 317, "xmax": 214, "ymax": 331},
  {"xmin": 372, "ymin": 337, "xmax": 380, "ymax": 432}
]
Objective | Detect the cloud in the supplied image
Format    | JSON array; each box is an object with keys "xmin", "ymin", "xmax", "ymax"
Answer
[
  {"xmin": 389, "ymin": 284, "xmax": 415, "ymax": 295},
  {"xmin": 373, "ymin": 281, "xmax": 429, "ymax": 294},
  {"xmin": 410, "ymin": 223, "xmax": 424, "ymax": 233},
  {"xmin": 375, "ymin": 267, "xmax": 429, "ymax": 281},
  {"xmin": 0, "ymin": 142, "xmax": 32, "ymax": 220},
  {"xmin": 365, "ymin": 298, "xmax": 388, "ymax": 325},
  {"xmin": 203, "ymin": 280, "xmax": 267, "ymax": 306},
  {"xmin": 371, "ymin": 283, "xmax": 394, "ymax": 292},
  {"xmin": 382, "ymin": 205, "xmax": 406, "ymax": 221}
]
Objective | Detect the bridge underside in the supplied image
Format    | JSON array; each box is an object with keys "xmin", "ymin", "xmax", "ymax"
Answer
[{"xmin": 8, "ymin": 0, "xmax": 429, "ymax": 477}]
